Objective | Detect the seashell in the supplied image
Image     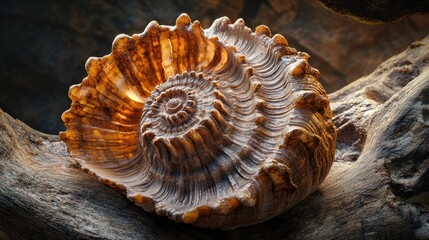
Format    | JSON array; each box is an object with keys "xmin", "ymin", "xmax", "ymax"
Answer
[{"xmin": 60, "ymin": 14, "xmax": 336, "ymax": 229}]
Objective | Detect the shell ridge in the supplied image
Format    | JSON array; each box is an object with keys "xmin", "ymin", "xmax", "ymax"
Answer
[
  {"xmin": 159, "ymin": 28, "xmax": 176, "ymax": 78},
  {"xmin": 112, "ymin": 35, "xmax": 159, "ymax": 96},
  {"xmin": 126, "ymin": 38, "xmax": 159, "ymax": 97},
  {"xmin": 98, "ymin": 62, "xmax": 146, "ymax": 110}
]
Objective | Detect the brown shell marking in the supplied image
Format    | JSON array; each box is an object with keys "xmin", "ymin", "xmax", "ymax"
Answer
[{"xmin": 60, "ymin": 14, "xmax": 336, "ymax": 229}]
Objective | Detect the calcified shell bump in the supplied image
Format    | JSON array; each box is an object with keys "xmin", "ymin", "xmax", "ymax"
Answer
[{"xmin": 60, "ymin": 14, "xmax": 336, "ymax": 229}]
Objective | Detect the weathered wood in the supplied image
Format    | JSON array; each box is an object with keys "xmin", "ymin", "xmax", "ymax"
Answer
[{"xmin": 1, "ymin": 36, "xmax": 428, "ymax": 239}]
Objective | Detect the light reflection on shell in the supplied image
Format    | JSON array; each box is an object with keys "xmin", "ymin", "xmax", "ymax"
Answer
[{"xmin": 60, "ymin": 13, "xmax": 336, "ymax": 229}]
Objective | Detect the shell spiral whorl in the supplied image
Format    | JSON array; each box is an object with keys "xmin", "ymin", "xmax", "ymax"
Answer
[
  {"xmin": 141, "ymin": 71, "xmax": 231, "ymax": 172},
  {"xmin": 60, "ymin": 14, "xmax": 336, "ymax": 229}
]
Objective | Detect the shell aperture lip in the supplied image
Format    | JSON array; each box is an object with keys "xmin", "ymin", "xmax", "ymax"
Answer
[{"xmin": 60, "ymin": 13, "xmax": 336, "ymax": 229}]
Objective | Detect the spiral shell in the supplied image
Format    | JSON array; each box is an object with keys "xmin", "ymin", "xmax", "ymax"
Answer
[{"xmin": 60, "ymin": 14, "xmax": 336, "ymax": 229}]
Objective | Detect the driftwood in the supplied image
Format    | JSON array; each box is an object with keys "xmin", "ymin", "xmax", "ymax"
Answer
[{"xmin": 1, "ymin": 35, "xmax": 428, "ymax": 239}]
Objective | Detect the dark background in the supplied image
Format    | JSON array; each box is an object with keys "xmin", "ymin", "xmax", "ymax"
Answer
[{"xmin": 1, "ymin": 0, "xmax": 428, "ymax": 134}]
